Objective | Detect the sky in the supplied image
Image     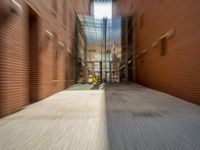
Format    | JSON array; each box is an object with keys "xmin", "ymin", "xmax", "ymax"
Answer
[
  {"xmin": 112, "ymin": 17, "xmax": 121, "ymax": 40},
  {"xmin": 94, "ymin": 2, "xmax": 112, "ymax": 19},
  {"xmin": 85, "ymin": 2, "xmax": 121, "ymax": 41}
]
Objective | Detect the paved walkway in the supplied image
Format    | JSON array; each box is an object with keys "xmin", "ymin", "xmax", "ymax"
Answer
[{"xmin": 0, "ymin": 84, "xmax": 200, "ymax": 150}]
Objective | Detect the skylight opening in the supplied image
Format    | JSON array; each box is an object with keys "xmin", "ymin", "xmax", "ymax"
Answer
[{"xmin": 94, "ymin": 2, "xmax": 112, "ymax": 19}]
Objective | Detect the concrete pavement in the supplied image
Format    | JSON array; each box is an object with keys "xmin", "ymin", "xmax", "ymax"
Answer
[{"xmin": 0, "ymin": 83, "xmax": 200, "ymax": 150}]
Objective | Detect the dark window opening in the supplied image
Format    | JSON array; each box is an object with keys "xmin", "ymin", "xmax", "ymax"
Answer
[
  {"xmin": 160, "ymin": 37, "xmax": 167, "ymax": 56},
  {"xmin": 28, "ymin": 7, "xmax": 39, "ymax": 103},
  {"xmin": 53, "ymin": 33, "xmax": 58, "ymax": 80}
]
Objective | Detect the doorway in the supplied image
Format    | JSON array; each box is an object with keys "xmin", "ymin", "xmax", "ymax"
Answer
[{"xmin": 28, "ymin": 7, "xmax": 39, "ymax": 103}]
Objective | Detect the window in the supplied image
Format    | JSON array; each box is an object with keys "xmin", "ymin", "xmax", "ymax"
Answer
[
  {"xmin": 53, "ymin": 33, "xmax": 58, "ymax": 80},
  {"xmin": 160, "ymin": 37, "xmax": 167, "ymax": 56}
]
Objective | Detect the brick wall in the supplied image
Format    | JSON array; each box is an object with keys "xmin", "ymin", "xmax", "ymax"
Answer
[
  {"xmin": 0, "ymin": 0, "xmax": 90, "ymax": 117},
  {"xmin": 115, "ymin": 0, "xmax": 200, "ymax": 104}
]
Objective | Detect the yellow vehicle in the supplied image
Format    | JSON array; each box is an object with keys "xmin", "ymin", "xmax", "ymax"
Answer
[{"xmin": 92, "ymin": 75, "xmax": 100, "ymax": 84}]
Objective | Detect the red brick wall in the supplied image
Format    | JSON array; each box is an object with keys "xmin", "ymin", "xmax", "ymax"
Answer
[
  {"xmin": 115, "ymin": 0, "xmax": 200, "ymax": 104},
  {"xmin": 0, "ymin": 0, "xmax": 90, "ymax": 117}
]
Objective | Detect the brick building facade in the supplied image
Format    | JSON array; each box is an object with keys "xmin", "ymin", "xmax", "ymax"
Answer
[
  {"xmin": 114, "ymin": 0, "xmax": 200, "ymax": 104},
  {"xmin": 0, "ymin": 0, "xmax": 90, "ymax": 116},
  {"xmin": 1, "ymin": 0, "xmax": 200, "ymax": 117}
]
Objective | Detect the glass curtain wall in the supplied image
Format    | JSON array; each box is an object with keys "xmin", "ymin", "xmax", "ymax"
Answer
[{"xmin": 76, "ymin": 14, "xmax": 134, "ymax": 83}]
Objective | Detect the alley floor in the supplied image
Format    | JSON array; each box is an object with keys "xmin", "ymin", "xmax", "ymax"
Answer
[{"xmin": 0, "ymin": 84, "xmax": 200, "ymax": 150}]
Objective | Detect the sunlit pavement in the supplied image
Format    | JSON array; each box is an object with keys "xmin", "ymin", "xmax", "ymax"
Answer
[{"xmin": 0, "ymin": 84, "xmax": 200, "ymax": 150}]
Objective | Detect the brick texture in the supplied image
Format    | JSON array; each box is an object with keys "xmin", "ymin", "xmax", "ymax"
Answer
[
  {"xmin": 0, "ymin": 0, "xmax": 90, "ymax": 117},
  {"xmin": 115, "ymin": 0, "xmax": 200, "ymax": 104}
]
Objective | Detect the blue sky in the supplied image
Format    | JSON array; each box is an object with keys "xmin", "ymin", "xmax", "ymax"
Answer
[
  {"xmin": 112, "ymin": 17, "xmax": 121, "ymax": 40},
  {"xmin": 85, "ymin": 2, "xmax": 121, "ymax": 41}
]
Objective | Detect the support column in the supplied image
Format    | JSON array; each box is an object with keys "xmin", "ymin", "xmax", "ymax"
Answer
[
  {"xmin": 84, "ymin": 46, "xmax": 87, "ymax": 83},
  {"xmin": 100, "ymin": 61, "xmax": 103, "ymax": 83},
  {"xmin": 125, "ymin": 18, "xmax": 129, "ymax": 82},
  {"xmin": 132, "ymin": 16, "xmax": 136, "ymax": 82},
  {"xmin": 109, "ymin": 61, "xmax": 112, "ymax": 82},
  {"xmin": 103, "ymin": 18, "xmax": 107, "ymax": 82}
]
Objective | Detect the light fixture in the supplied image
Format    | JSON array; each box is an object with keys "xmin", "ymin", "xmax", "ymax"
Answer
[
  {"xmin": 58, "ymin": 42, "xmax": 65, "ymax": 49},
  {"xmin": 160, "ymin": 28, "xmax": 175, "ymax": 40},
  {"xmin": 67, "ymin": 49, "xmax": 72, "ymax": 53},
  {"xmin": 128, "ymin": 60, "xmax": 132, "ymax": 64},
  {"xmin": 136, "ymin": 48, "xmax": 148, "ymax": 59},
  {"xmin": 10, "ymin": 0, "xmax": 23, "ymax": 15},
  {"xmin": 166, "ymin": 28, "xmax": 175, "ymax": 39},
  {"xmin": 140, "ymin": 48, "xmax": 148, "ymax": 54},
  {"xmin": 44, "ymin": 30, "xmax": 53, "ymax": 40}
]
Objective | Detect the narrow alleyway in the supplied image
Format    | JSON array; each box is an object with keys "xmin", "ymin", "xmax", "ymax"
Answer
[{"xmin": 0, "ymin": 84, "xmax": 200, "ymax": 150}]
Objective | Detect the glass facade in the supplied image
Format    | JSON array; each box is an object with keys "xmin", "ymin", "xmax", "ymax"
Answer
[{"xmin": 76, "ymin": 14, "xmax": 134, "ymax": 83}]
